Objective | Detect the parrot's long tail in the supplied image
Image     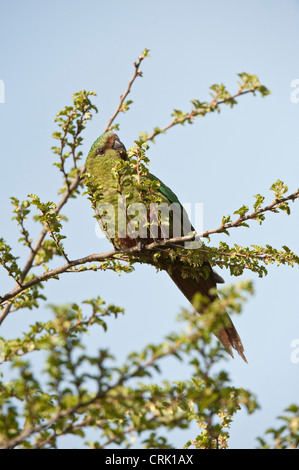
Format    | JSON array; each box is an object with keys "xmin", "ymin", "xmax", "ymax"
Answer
[{"xmin": 167, "ymin": 264, "xmax": 247, "ymax": 363}]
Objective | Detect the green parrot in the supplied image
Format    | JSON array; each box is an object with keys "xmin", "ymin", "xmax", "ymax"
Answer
[{"xmin": 86, "ymin": 131, "xmax": 247, "ymax": 362}]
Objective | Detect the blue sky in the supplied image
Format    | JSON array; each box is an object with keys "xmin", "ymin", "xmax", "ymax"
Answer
[{"xmin": 0, "ymin": 0, "xmax": 299, "ymax": 448}]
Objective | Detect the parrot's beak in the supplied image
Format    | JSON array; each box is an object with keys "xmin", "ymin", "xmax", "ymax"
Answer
[
  {"xmin": 113, "ymin": 136, "xmax": 126, "ymax": 152},
  {"xmin": 112, "ymin": 136, "xmax": 127, "ymax": 159}
]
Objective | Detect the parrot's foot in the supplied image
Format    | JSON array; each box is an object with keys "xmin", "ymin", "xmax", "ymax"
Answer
[{"xmin": 137, "ymin": 239, "xmax": 147, "ymax": 251}]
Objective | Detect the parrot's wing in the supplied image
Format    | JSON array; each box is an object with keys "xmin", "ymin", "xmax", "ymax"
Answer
[
  {"xmin": 149, "ymin": 173, "xmax": 225, "ymax": 285},
  {"xmin": 149, "ymin": 173, "xmax": 195, "ymax": 237}
]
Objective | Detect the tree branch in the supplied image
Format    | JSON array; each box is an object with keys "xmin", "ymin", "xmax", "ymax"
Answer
[
  {"xmin": 1, "ymin": 185, "xmax": 298, "ymax": 314},
  {"xmin": 104, "ymin": 51, "xmax": 147, "ymax": 132},
  {"xmin": 144, "ymin": 87, "xmax": 263, "ymax": 143},
  {"xmin": 0, "ymin": 324, "xmax": 200, "ymax": 449},
  {"xmin": 0, "ymin": 65, "xmax": 274, "ymax": 326},
  {"xmin": 0, "ymin": 54, "xmax": 148, "ymax": 326},
  {"xmin": 203, "ymin": 188, "xmax": 299, "ymax": 238}
]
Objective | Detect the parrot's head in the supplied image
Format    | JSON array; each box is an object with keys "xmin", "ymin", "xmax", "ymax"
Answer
[{"xmin": 87, "ymin": 131, "xmax": 127, "ymax": 163}]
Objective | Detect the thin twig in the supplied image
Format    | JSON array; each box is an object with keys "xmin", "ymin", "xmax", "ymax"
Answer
[
  {"xmin": 104, "ymin": 53, "xmax": 145, "ymax": 132},
  {"xmin": 44, "ymin": 219, "xmax": 70, "ymax": 264},
  {"xmin": 0, "ymin": 263, "xmax": 23, "ymax": 289},
  {"xmin": 71, "ymin": 110, "xmax": 86, "ymax": 169},
  {"xmin": 18, "ymin": 218, "xmax": 34, "ymax": 254},
  {"xmin": 58, "ymin": 111, "xmax": 75, "ymax": 190},
  {"xmin": 204, "ymin": 189, "xmax": 299, "ymax": 238},
  {"xmin": 145, "ymin": 88, "xmax": 261, "ymax": 142}
]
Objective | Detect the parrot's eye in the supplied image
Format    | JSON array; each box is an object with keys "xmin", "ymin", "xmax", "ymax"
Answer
[{"xmin": 96, "ymin": 148, "xmax": 105, "ymax": 155}]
